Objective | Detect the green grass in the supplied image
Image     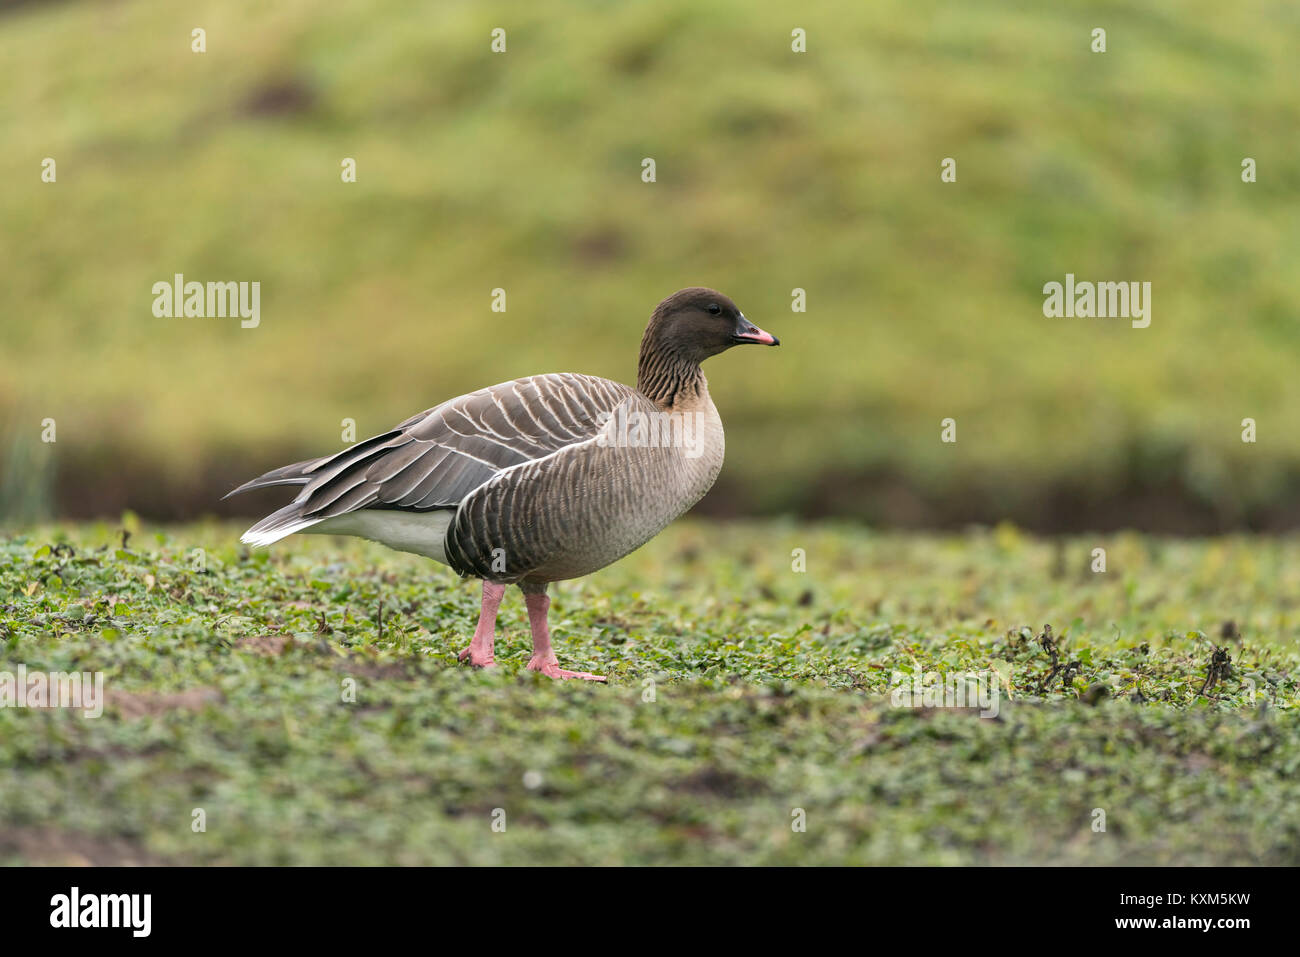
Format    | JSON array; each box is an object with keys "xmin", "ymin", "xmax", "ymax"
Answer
[
  {"xmin": 2, "ymin": 0, "xmax": 1299, "ymax": 521},
  {"xmin": 2, "ymin": 519, "xmax": 1298, "ymax": 864}
]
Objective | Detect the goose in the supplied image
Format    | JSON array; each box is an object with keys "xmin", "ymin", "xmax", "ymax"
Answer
[{"xmin": 225, "ymin": 288, "xmax": 779, "ymax": 681}]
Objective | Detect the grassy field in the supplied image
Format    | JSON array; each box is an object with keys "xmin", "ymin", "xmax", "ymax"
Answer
[
  {"xmin": 2, "ymin": 519, "xmax": 1298, "ymax": 865},
  {"xmin": 3, "ymin": 0, "xmax": 1299, "ymax": 526}
]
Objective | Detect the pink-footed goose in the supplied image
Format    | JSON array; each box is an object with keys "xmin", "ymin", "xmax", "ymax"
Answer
[{"xmin": 226, "ymin": 288, "xmax": 779, "ymax": 681}]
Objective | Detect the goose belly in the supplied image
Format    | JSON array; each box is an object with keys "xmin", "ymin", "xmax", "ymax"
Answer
[{"xmin": 308, "ymin": 508, "xmax": 455, "ymax": 564}]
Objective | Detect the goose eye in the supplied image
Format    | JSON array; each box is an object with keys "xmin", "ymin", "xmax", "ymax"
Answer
[{"xmin": 707, "ymin": 303, "xmax": 722, "ymax": 316}]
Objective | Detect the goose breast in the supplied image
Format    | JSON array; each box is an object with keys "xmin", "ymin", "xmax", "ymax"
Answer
[{"xmin": 445, "ymin": 390, "xmax": 724, "ymax": 583}]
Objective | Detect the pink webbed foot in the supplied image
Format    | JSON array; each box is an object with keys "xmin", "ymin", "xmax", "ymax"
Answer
[
  {"xmin": 521, "ymin": 588, "xmax": 607, "ymax": 682},
  {"xmin": 457, "ymin": 646, "xmax": 496, "ymax": 669},
  {"xmin": 526, "ymin": 655, "xmax": 607, "ymax": 682}
]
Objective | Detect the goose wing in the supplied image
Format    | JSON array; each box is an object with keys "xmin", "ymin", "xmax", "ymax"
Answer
[{"xmin": 233, "ymin": 373, "xmax": 636, "ymax": 544}]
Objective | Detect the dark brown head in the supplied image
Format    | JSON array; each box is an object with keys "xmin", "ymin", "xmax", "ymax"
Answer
[
  {"xmin": 636, "ymin": 287, "xmax": 779, "ymax": 405},
  {"xmin": 640, "ymin": 287, "xmax": 779, "ymax": 365}
]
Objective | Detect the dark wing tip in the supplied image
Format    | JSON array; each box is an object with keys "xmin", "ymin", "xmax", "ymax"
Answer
[
  {"xmin": 221, "ymin": 457, "xmax": 323, "ymax": 501},
  {"xmin": 221, "ymin": 482, "xmax": 254, "ymax": 501}
]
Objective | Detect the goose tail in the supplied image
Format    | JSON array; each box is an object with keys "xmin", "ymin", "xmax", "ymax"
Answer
[{"xmin": 240, "ymin": 502, "xmax": 323, "ymax": 547}]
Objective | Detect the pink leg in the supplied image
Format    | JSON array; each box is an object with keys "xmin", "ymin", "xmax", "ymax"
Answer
[
  {"xmin": 458, "ymin": 580, "xmax": 505, "ymax": 668},
  {"xmin": 523, "ymin": 591, "xmax": 606, "ymax": 682}
]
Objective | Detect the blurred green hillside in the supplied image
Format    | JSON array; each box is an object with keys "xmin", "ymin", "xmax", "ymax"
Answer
[{"xmin": 2, "ymin": 0, "xmax": 1298, "ymax": 528}]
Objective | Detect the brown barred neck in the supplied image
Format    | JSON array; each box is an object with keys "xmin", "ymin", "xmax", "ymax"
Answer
[{"xmin": 636, "ymin": 346, "xmax": 706, "ymax": 408}]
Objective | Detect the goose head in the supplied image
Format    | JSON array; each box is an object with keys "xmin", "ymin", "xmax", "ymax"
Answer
[{"xmin": 642, "ymin": 287, "xmax": 780, "ymax": 364}]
